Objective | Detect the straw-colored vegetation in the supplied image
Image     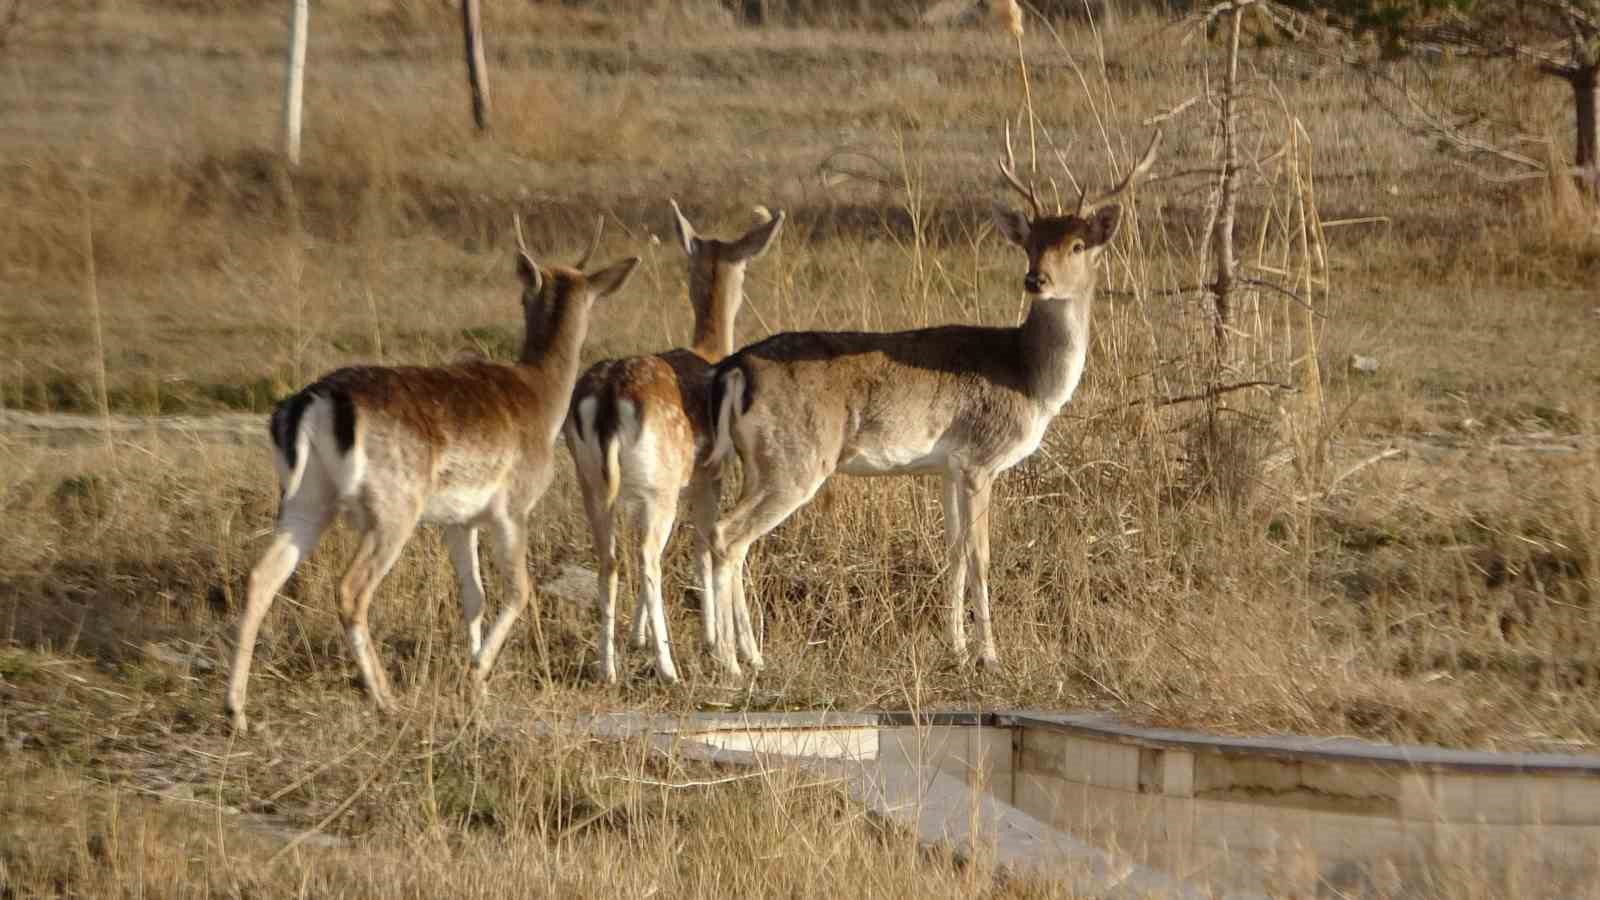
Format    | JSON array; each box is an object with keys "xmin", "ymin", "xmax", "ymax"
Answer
[{"xmin": 3, "ymin": 0, "xmax": 1599, "ymax": 895}]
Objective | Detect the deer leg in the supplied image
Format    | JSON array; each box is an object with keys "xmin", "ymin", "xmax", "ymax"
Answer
[
  {"xmin": 337, "ymin": 497, "xmax": 422, "ymax": 713},
  {"xmin": 472, "ymin": 512, "xmax": 531, "ymax": 696},
  {"xmin": 628, "ymin": 526, "xmax": 653, "ymax": 651},
  {"xmin": 713, "ymin": 472, "xmax": 823, "ymax": 673},
  {"xmin": 636, "ymin": 492, "xmax": 680, "ymax": 684},
  {"xmin": 963, "ymin": 472, "xmax": 999, "ymax": 669},
  {"xmin": 227, "ymin": 488, "xmax": 333, "ymax": 734},
  {"xmin": 578, "ymin": 474, "xmax": 622, "ymax": 685},
  {"xmin": 445, "ymin": 525, "xmax": 486, "ymax": 661},
  {"xmin": 940, "ymin": 472, "xmax": 971, "ymax": 654},
  {"xmin": 688, "ymin": 462, "xmax": 722, "ymax": 650}
]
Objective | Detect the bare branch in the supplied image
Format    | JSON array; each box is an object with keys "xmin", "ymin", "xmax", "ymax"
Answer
[
  {"xmin": 1143, "ymin": 95, "xmax": 1202, "ymax": 126},
  {"xmin": 1239, "ymin": 277, "xmax": 1325, "ymax": 316},
  {"xmin": 1201, "ymin": 0, "xmax": 1259, "ymax": 26},
  {"xmin": 1102, "ymin": 284, "xmax": 1209, "ymax": 299},
  {"xmin": 1361, "ymin": 63, "xmax": 1549, "ymax": 173},
  {"xmin": 1130, "ymin": 380, "xmax": 1296, "ymax": 408}
]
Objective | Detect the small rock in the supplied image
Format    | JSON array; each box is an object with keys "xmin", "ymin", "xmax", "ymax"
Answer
[
  {"xmin": 1348, "ymin": 354, "xmax": 1380, "ymax": 376},
  {"xmin": 542, "ymin": 563, "xmax": 598, "ymax": 609}
]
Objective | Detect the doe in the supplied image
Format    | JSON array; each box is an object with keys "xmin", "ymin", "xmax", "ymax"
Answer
[
  {"xmin": 226, "ymin": 216, "xmax": 640, "ymax": 732},
  {"xmin": 566, "ymin": 201, "xmax": 784, "ymax": 683}
]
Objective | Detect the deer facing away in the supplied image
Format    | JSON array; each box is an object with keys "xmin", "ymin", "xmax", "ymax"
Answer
[
  {"xmin": 225, "ymin": 217, "xmax": 640, "ymax": 733},
  {"xmin": 566, "ymin": 201, "xmax": 784, "ymax": 683},
  {"xmin": 704, "ymin": 132, "xmax": 1161, "ymax": 672}
]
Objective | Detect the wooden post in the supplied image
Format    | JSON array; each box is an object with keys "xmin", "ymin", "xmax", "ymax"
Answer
[
  {"xmin": 1573, "ymin": 63, "xmax": 1598, "ymax": 202},
  {"xmin": 283, "ymin": 0, "xmax": 308, "ymax": 166},
  {"xmin": 461, "ymin": 0, "xmax": 490, "ymax": 131},
  {"xmin": 1211, "ymin": 3, "xmax": 1243, "ymax": 351}
]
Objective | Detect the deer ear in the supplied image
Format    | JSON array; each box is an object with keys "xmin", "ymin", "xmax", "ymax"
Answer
[
  {"xmin": 726, "ymin": 208, "xmax": 785, "ymax": 262},
  {"xmin": 586, "ymin": 257, "xmax": 641, "ymax": 300},
  {"xmin": 516, "ymin": 253, "xmax": 542, "ymax": 293},
  {"xmin": 669, "ymin": 199, "xmax": 699, "ymax": 257},
  {"xmin": 1085, "ymin": 204, "xmax": 1121, "ymax": 248},
  {"xmin": 993, "ymin": 204, "xmax": 1030, "ymax": 247}
]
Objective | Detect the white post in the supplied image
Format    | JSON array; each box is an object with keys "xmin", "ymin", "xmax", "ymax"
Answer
[{"xmin": 283, "ymin": 0, "xmax": 309, "ymax": 166}]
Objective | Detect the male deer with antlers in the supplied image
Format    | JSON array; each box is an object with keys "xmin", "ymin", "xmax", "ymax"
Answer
[
  {"xmin": 226, "ymin": 216, "xmax": 640, "ymax": 733},
  {"xmin": 566, "ymin": 201, "xmax": 784, "ymax": 684},
  {"xmin": 705, "ymin": 131, "xmax": 1161, "ymax": 673}
]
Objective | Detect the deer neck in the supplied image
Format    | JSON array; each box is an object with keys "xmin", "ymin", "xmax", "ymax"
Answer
[
  {"xmin": 689, "ymin": 264, "xmax": 744, "ymax": 362},
  {"xmin": 517, "ymin": 299, "xmax": 588, "ymax": 398},
  {"xmin": 1019, "ymin": 291, "xmax": 1093, "ymax": 413}
]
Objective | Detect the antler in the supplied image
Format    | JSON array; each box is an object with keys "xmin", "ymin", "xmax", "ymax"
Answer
[
  {"xmin": 513, "ymin": 213, "xmax": 530, "ymax": 255},
  {"xmin": 1076, "ymin": 129, "xmax": 1163, "ymax": 217},
  {"xmin": 996, "ymin": 120, "xmax": 1043, "ymax": 221},
  {"xmin": 574, "ymin": 214, "xmax": 605, "ymax": 270}
]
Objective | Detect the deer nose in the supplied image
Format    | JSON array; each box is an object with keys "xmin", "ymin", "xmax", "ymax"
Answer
[{"xmin": 1024, "ymin": 271, "xmax": 1042, "ymax": 293}]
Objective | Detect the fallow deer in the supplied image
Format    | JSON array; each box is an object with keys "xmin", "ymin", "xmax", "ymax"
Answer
[
  {"xmin": 225, "ymin": 216, "xmax": 640, "ymax": 733},
  {"xmin": 705, "ymin": 131, "xmax": 1161, "ymax": 673},
  {"xmin": 566, "ymin": 201, "xmax": 785, "ymax": 683}
]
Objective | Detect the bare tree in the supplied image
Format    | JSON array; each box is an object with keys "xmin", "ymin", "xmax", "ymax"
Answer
[{"xmin": 1276, "ymin": 0, "xmax": 1600, "ymax": 200}]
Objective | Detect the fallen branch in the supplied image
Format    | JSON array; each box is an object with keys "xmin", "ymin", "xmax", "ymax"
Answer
[
  {"xmin": 1131, "ymin": 379, "xmax": 1295, "ymax": 408},
  {"xmin": 1294, "ymin": 446, "xmax": 1405, "ymax": 503},
  {"xmin": 604, "ymin": 771, "xmax": 770, "ymax": 790}
]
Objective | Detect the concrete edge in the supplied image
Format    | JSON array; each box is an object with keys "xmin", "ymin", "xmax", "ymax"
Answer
[{"xmin": 573, "ymin": 708, "xmax": 1600, "ymax": 776}]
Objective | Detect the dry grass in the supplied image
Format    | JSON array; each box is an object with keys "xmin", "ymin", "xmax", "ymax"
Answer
[{"xmin": 3, "ymin": 1, "xmax": 1600, "ymax": 895}]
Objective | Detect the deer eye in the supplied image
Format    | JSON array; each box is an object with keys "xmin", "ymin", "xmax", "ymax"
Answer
[{"xmin": 1069, "ymin": 240, "xmax": 1085, "ymax": 254}]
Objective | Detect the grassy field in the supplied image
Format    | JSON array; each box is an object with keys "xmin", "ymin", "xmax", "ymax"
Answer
[{"xmin": 3, "ymin": 0, "xmax": 1600, "ymax": 895}]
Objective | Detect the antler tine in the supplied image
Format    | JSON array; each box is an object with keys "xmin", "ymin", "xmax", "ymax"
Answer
[
  {"xmin": 1080, "ymin": 128, "xmax": 1164, "ymax": 214},
  {"xmin": 513, "ymin": 212, "xmax": 529, "ymax": 255},
  {"xmin": 997, "ymin": 120, "xmax": 1042, "ymax": 221},
  {"xmin": 574, "ymin": 214, "xmax": 605, "ymax": 270}
]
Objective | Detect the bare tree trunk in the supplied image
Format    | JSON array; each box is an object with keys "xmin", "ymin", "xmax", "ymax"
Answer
[
  {"xmin": 1211, "ymin": 4, "xmax": 1243, "ymax": 350},
  {"xmin": 461, "ymin": 0, "xmax": 490, "ymax": 131},
  {"xmin": 1574, "ymin": 63, "xmax": 1598, "ymax": 201},
  {"xmin": 283, "ymin": 0, "xmax": 308, "ymax": 166}
]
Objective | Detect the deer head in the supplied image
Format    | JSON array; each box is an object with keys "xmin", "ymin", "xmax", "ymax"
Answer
[
  {"xmin": 514, "ymin": 214, "xmax": 639, "ymax": 362},
  {"xmin": 993, "ymin": 128, "xmax": 1162, "ymax": 301}
]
